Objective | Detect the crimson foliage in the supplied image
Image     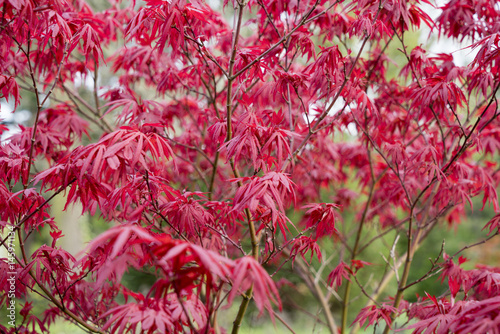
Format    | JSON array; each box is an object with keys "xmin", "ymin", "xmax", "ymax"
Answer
[{"xmin": 1, "ymin": 0, "xmax": 500, "ymax": 333}]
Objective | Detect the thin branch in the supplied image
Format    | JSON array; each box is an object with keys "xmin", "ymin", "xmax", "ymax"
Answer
[
  {"xmin": 451, "ymin": 233, "xmax": 499, "ymax": 258},
  {"xmin": 293, "ymin": 256, "xmax": 339, "ymax": 334},
  {"xmin": 273, "ymin": 311, "xmax": 297, "ymax": 334},
  {"xmin": 230, "ymin": 0, "xmax": 326, "ymax": 80},
  {"xmin": 282, "ymin": 2, "xmax": 384, "ymax": 172},
  {"xmin": 402, "ymin": 240, "xmax": 445, "ymax": 290},
  {"xmin": 61, "ymin": 84, "xmax": 113, "ymax": 132},
  {"xmin": 341, "ymin": 149, "xmax": 382, "ymax": 333}
]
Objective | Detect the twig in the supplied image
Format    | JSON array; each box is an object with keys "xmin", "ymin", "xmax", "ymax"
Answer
[{"xmin": 402, "ymin": 240, "xmax": 445, "ymax": 290}]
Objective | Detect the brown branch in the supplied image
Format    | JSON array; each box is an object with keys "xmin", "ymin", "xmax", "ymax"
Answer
[
  {"xmin": 230, "ymin": 0, "xmax": 325, "ymax": 80},
  {"xmin": 451, "ymin": 233, "xmax": 499, "ymax": 258},
  {"xmin": 226, "ymin": 2, "xmax": 261, "ymax": 332},
  {"xmin": 282, "ymin": 2, "xmax": 384, "ymax": 173},
  {"xmin": 341, "ymin": 149, "xmax": 382, "ymax": 333},
  {"xmin": 402, "ymin": 240, "xmax": 445, "ymax": 291},
  {"xmin": 61, "ymin": 84, "xmax": 113, "ymax": 132},
  {"xmin": 293, "ymin": 256, "xmax": 339, "ymax": 334}
]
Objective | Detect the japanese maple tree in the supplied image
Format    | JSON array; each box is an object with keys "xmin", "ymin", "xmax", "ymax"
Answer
[{"xmin": 1, "ymin": 0, "xmax": 500, "ymax": 333}]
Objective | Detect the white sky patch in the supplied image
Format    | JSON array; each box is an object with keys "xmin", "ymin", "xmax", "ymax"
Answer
[
  {"xmin": 98, "ymin": 76, "xmax": 120, "ymax": 97},
  {"xmin": 307, "ymin": 96, "xmax": 346, "ymax": 119},
  {"xmin": 0, "ymin": 101, "xmax": 30, "ymax": 141},
  {"xmin": 74, "ymin": 71, "xmax": 95, "ymax": 89},
  {"xmin": 327, "ymin": 96, "xmax": 346, "ymax": 117},
  {"xmin": 347, "ymin": 122, "xmax": 358, "ymax": 136},
  {"xmin": 207, "ymin": 0, "xmax": 220, "ymax": 10},
  {"xmin": 308, "ymin": 102, "xmax": 320, "ymax": 117},
  {"xmin": 418, "ymin": 1, "xmax": 479, "ymax": 66},
  {"xmin": 0, "ymin": 101, "xmax": 13, "ymax": 118}
]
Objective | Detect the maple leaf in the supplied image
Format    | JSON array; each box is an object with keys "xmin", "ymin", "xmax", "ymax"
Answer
[
  {"xmin": 483, "ymin": 213, "xmax": 500, "ymax": 235},
  {"xmin": 259, "ymin": 70, "xmax": 308, "ymax": 103},
  {"xmin": 289, "ymin": 236, "xmax": 322, "ymax": 264},
  {"xmin": 471, "ymin": 33, "xmax": 500, "ymax": 69},
  {"xmin": 306, "ymin": 45, "xmax": 345, "ymax": 98},
  {"xmin": 261, "ymin": 127, "xmax": 298, "ymax": 169},
  {"xmin": 69, "ymin": 24, "xmax": 105, "ymax": 64},
  {"xmin": 256, "ymin": 208, "xmax": 294, "ymax": 240},
  {"xmin": 227, "ymin": 256, "xmax": 281, "ymax": 316},
  {"xmin": 67, "ymin": 125, "xmax": 174, "ymax": 183},
  {"xmin": 8, "ymin": 188, "xmax": 52, "ymax": 232},
  {"xmin": 104, "ymin": 93, "xmax": 169, "ymax": 127},
  {"xmin": 160, "ymin": 192, "xmax": 214, "ymax": 238},
  {"xmin": 22, "ymin": 245, "xmax": 76, "ymax": 288},
  {"xmin": 83, "ymin": 224, "xmax": 158, "ymax": 285},
  {"xmin": 302, "ymin": 203, "xmax": 341, "ymax": 239},
  {"xmin": 287, "ymin": 26, "xmax": 316, "ymax": 62},
  {"xmin": 468, "ymin": 69, "xmax": 495, "ymax": 98},
  {"xmin": 207, "ymin": 118, "xmax": 228, "ymax": 146},
  {"xmin": 86, "ymin": 224, "xmax": 158, "ymax": 259},
  {"xmin": 101, "ymin": 297, "xmax": 175, "ymax": 334},
  {"xmin": 6, "ymin": 0, "xmax": 500, "ymax": 333},
  {"xmin": 327, "ymin": 261, "xmax": 351, "ymax": 290},
  {"xmin": 351, "ymin": 304, "xmax": 397, "ymax": 330},
  {"xmin": 232, "ymin": 172, "xmax": 296, "ymax": 223},
  {"xmin": 0, "ymin": 143, "xmax": 29, "ymax": 184},
  {"xmin": 0, "ymin": 75, "xmax": 21, "ymax": 108},
  {"xmin": 168, "ymin": 293, "xmax": 208, "ymax": 330},
  {"xmin": 105, "ymin": 173, "xmax": 179, "ymax": 221},
  {"xmin": 221, "ymin": 124, "xmax": 265, "ymax": 169},
  {"xmin": 449, "ymin": 296, "xmax": 500, "ymax": 333},
  {"xmin": 41, "ymin": 104, "xmax": 89, "ymax": 140},
  {"xmin": 110, "ymin": 45, "xmax": 156, "ymax": 73},
  {"xmin": 154, "ymin": 238, "xmax": 233, "ymax": 283},
  {"xmin": 410, "ymin": 76, "xmax": 466, "ymax": 113},
  {"xmin": 471, "ymin": 265, "xmax": 500, "ymax": 297},
  {"xmin": 385, "ymin": 140, "xmax": 408, "ymax": 165}
]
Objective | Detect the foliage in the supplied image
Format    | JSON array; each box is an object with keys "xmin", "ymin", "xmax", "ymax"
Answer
[{"xmin": 1, "ymin": 0, "xmax": 500, "ymax": 333}]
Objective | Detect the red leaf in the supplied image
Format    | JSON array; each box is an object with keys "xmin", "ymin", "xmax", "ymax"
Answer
[
  {"xmin": 69, "ymin": 24, "xmax": 105, "ymax": 64},
  {"xmin": 351, "ymin": 304, "xmax": 397, "ymax": 330},
  {"xmin": 483, "ymin": 213, "xmax": 500, "ymax": 235},
  {"xmin": 232, "ymin": 172, "xmax": 296, "ymax": 224},
  {"xmin": 86, "ymin": 224, "xmax": 158, "ymax": 259},
  {"xmin": 327, "ymin": 261, "xmax": 351, "ymax": 290},
  {"xmin": 228, "ymin": 256, "xmax": 281, "ymax": 316},
  {"xmin": 0, "ymin": 75, "xmax": 21, "ymax": 108},
  {"xmin": 290, "ymin": 236, "xmax": 322, "ymax": 264},
  {"xmin": 302, "ymin": 202, "xmax": 341, "ymax": 239}
]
